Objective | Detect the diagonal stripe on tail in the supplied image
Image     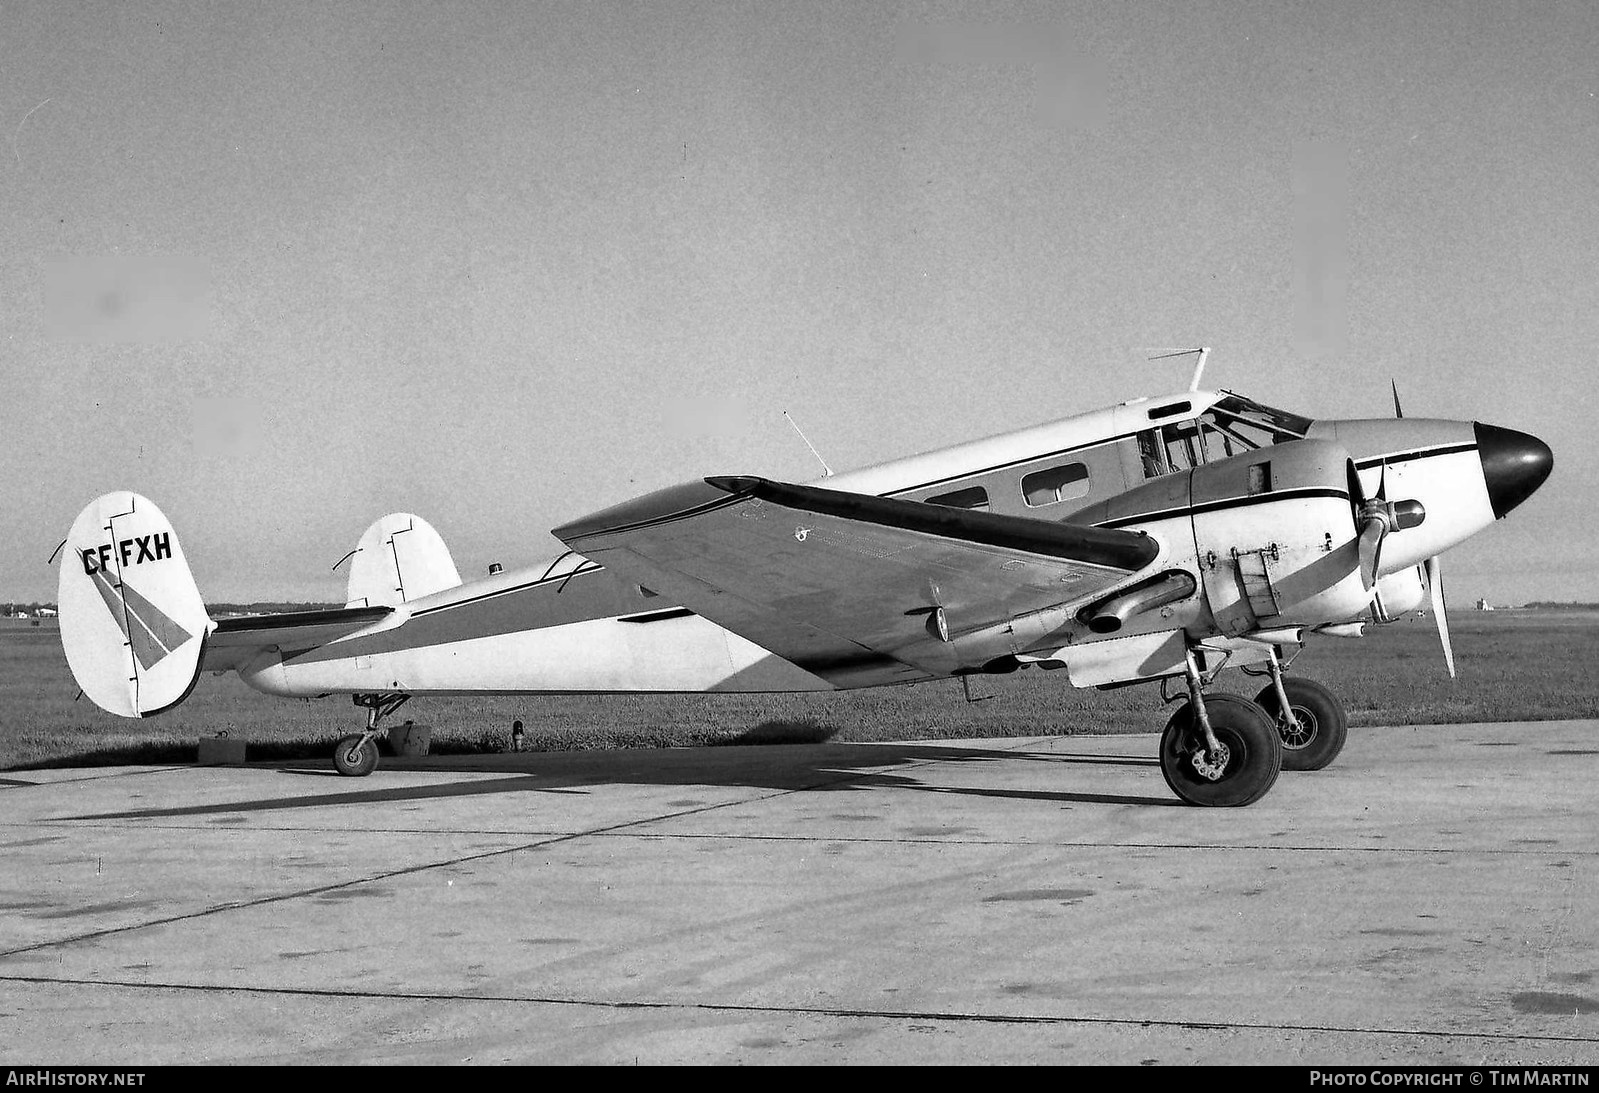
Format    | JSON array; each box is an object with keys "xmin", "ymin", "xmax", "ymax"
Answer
[
  {"xmin": 119, "ymin": 577, "xmax": 194, "ymax": 660},
  {"xmin": 87, "ymin": 565, "xmax": 193, "ymax": 672}
]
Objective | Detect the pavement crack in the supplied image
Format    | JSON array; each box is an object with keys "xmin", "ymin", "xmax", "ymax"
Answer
[{"xmin": 2, "ymin": 972, "xmax": 1597, "ymax": 1047}]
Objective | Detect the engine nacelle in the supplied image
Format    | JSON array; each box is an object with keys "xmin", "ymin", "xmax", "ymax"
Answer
[
  {"xmin": 1188, "ymin": 439, "xmax": 1370, "ymax": 635},
  {"xmin": 1069, "ymin": 439, "xmax": 1374, "ymax": 639},
  {"xmin": 1369, "ymin": 565, "xmax": 1426, "ymax": 623}
]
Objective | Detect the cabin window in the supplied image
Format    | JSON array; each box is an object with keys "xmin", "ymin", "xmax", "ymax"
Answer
[
  {"xmin": 926, "ymin": 486, "xmax": 990, "ymax": 512},
  {"xmin": 1021, "ymin": 463, "xmax": 1090, "ymax": 506}
]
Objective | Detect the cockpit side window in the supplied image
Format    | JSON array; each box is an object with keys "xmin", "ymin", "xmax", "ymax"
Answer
[
  {"xmin": 1162, "ymin": 421, "xmax": 1204, "ymax": 471},
  {"xmin": 1137, "ymin": 430, "xmax": 1169, "ymax": 478}
]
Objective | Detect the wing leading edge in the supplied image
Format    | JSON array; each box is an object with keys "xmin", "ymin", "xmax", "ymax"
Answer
[{"xmin": 554, "ymin": 476, "xmax": 1160, "ymax": 685}]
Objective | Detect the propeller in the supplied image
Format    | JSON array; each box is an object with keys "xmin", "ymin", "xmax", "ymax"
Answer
[
  {"xmin": 1424, "ymin": 555, "xmax": 1455, "ymax": 677},
  {"xmin": 1354, "ymin": 464, "xmax": 1426, "ymax": 589},
  {"xmin": 1382, "ymin": 380, "xmax": 1454, "ymax": 676}
]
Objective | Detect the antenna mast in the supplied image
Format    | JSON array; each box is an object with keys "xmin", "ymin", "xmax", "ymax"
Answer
[
  {"xmin": 1145, "ymin": 346, "xmax": 1212, "ymax": 391},
  {"xmin": 783, "ymin": 410, "xmax": 834, "ymax": 478}
]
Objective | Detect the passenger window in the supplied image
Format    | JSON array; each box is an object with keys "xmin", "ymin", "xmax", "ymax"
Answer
[
  {"xmin": 926, "ymin": 486, "xmax": 990, "ymax": 512},
  {"xmin": 1021, "ymin": 463, "xmax": 1090, "ymax": 506}
]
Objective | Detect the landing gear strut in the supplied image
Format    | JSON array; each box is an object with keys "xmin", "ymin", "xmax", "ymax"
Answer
[
  {"xmin": 1158, "ymin": 649, "xmax": 1282, "ymax": 807},
  {"xmin": 1249, "ymin": 648, "xmax": 1348, "ymax": 771},
  {"xmin": 334, "ymin": 693, "xmax": 410, "ymax": 777}
]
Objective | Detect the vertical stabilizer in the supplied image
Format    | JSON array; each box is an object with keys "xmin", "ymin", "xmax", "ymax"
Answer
[
  {"xmin": 58, "ymin": 493, "xmax": 210, "ymax": 717},
  {"xmin": 345, "ymin": 513, "xmax": 461, "ymax": 607}
]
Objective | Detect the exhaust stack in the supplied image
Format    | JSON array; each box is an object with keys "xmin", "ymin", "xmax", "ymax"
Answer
[{"xmin": 1083, "ymin": 571, "xmax": 1197, "ymax": 635}]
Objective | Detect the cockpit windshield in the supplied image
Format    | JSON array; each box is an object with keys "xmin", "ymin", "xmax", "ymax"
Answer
[
  {"xmin": 1197, "ymin": 394, "xmax": 1314, "ymax": 457},
  {"xmin": 1136, "ymin": 393, "xmax": 1316, "ymax": 479},
  {"xmin": 1211, "ymin": 394, "xmax": 1313, "ymax": 440}
]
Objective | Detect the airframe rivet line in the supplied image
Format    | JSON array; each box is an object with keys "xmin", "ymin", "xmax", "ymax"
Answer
[{"xmin": 0, "ymin": 972, "xmax": 1594, "ymax": 1048}]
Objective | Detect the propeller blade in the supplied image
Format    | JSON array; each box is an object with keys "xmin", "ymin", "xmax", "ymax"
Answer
[
  {"xmin": 1358, "ymin": 517, "xmax": 1387, "ymax": 590},
  {"xmin": 1390, "ymin": 380, "xmax": 1405, "ymax": 419},
  {"xmin": 1424, "ymin": 555, "xmax": 1455, "ymax": 678}
]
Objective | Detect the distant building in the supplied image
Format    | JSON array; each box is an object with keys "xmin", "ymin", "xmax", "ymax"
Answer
[
  {"xmin": 35, "ymin": 607, "xmax": 57, "ymax": 617},
  {"xmin": 1475, "ymin": 598, "xmax": 1494, "ymax": 611}
]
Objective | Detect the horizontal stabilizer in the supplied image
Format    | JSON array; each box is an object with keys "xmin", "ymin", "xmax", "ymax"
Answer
[{"xmin": 204, "ymin": 605, "xmax": 394, "ymax": 672}]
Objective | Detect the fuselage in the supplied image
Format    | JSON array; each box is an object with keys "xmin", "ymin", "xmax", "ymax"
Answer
[{"xmin": 235, "ymin": 390, "xmax": 1551, "ymax": 700}]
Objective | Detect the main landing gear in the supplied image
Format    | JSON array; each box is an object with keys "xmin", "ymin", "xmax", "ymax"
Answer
[
  {"xmin": 333, "ymin": 693, "xmax": 410, "ymax": 777},
  {"xmin": 1244, "ymin": 646, "xmax": 1349, "ymax": 772},
  {"xmin": 1159, "ymin": 649, "xmax": 1282, "ymax": 807},
  {"xmin": 1157, "ymin": 644, "xmax": 1352, "ymax": 804}
]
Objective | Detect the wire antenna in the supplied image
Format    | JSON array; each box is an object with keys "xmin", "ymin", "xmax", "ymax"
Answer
[
  {"xmin": 1144, "ymin": 346, "xmax": 1212, "ymax": 391},
  {"xmin": 783, "ymin": 410, "xmax": 834, "ymax": 478},
  {"xmin": 1144, "ymin": 345, "xmax": 1215, "ymax": 393}
]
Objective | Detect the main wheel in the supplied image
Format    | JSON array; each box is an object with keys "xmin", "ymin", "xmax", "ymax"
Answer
[
  {"xmin": 1253, "ymin": 677, "xmax": 1348, "ymax": 772},
  {"xmin": 1159, "ymin": 693, "xmax": 1282, "ymax": 807},
  {"xmin": 333, "ymin": 734, "xmax": 378, "ymax": 777}
]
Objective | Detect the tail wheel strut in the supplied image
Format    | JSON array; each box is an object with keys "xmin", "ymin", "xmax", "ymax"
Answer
[{"xmin": 333, "ymin": 693, "xmax": 410, "ymax": 777}]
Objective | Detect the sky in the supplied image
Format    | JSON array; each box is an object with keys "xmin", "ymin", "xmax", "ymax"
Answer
[{"xmin": 2, "ymin": 1, "xmax": 1595, "ymax": 607}]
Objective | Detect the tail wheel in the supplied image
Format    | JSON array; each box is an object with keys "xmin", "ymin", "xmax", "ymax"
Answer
[
  {"xmin": 333, "ymin": 734, "xmax": 378, "ymax": 777},
  {"xmin": 1159, "ymin": 693, "xmax": 1282, "ymax": 807},
  {"xmin": 1253, "ymin": 677, "xmax": 1348, "ymax": 772}
]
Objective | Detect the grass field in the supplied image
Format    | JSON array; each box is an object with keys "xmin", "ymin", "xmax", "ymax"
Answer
[{"xmin": 2, "ymin": 611, "xmax": 1595, "ymax": 771}]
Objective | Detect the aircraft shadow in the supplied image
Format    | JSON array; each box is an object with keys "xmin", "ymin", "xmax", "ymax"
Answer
[{"xmin": 55, "ymin": 739, "xmax": 1176, "ymax": 821}]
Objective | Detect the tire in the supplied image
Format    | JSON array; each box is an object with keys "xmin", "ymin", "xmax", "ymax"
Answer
[
  {"xmin": 333, "ymin": 734, "xmax": 378, "ymax": 777},
  {"xmin": 1159, "ymin": 693, "xmax": 1282, "ymax": 807},
  {"xmin": 1253, "ymin": 677, "xmax": 1348, "ymax": 772}
]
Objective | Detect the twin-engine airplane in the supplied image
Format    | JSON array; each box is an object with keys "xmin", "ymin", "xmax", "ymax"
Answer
[{"xmin": 57, "ymin": 368, "xmax": 1552, "ymax": 806}]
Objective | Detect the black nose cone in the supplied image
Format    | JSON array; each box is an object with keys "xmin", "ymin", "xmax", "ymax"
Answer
[{"xmin": 1475, "ymin": 422, "xmax": 1553, "ymax": 518}]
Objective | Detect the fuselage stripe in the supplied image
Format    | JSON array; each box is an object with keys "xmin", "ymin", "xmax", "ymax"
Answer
[
  {"xmin": 1094, "ymin": 486, "xmax": 1351, "ymax": 530},
  {"xmin": 408, "ymin": 442, "xmax": 1477, "ymax": 622},
  {"xmin": 1353, "ymin": 442, "xmax": 1476, "ymax": 469},
  {"xmin": 409, "ymin": 564, "xmax": 604, "ymax": 618}
]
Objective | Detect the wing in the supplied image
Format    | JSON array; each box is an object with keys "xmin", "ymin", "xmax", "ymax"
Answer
[
  {"xmin": 202, "ymin": 605, "xmax": 394, "ymax": 672},
  {"xmin": 553, "ymin": 476, "xmax": 1159, "ymax": 686}
]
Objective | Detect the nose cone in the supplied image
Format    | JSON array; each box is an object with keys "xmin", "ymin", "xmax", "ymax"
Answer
[{"xmin": 1475, "ymin": 423, "xmax": 1553, "ymax": 518}]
